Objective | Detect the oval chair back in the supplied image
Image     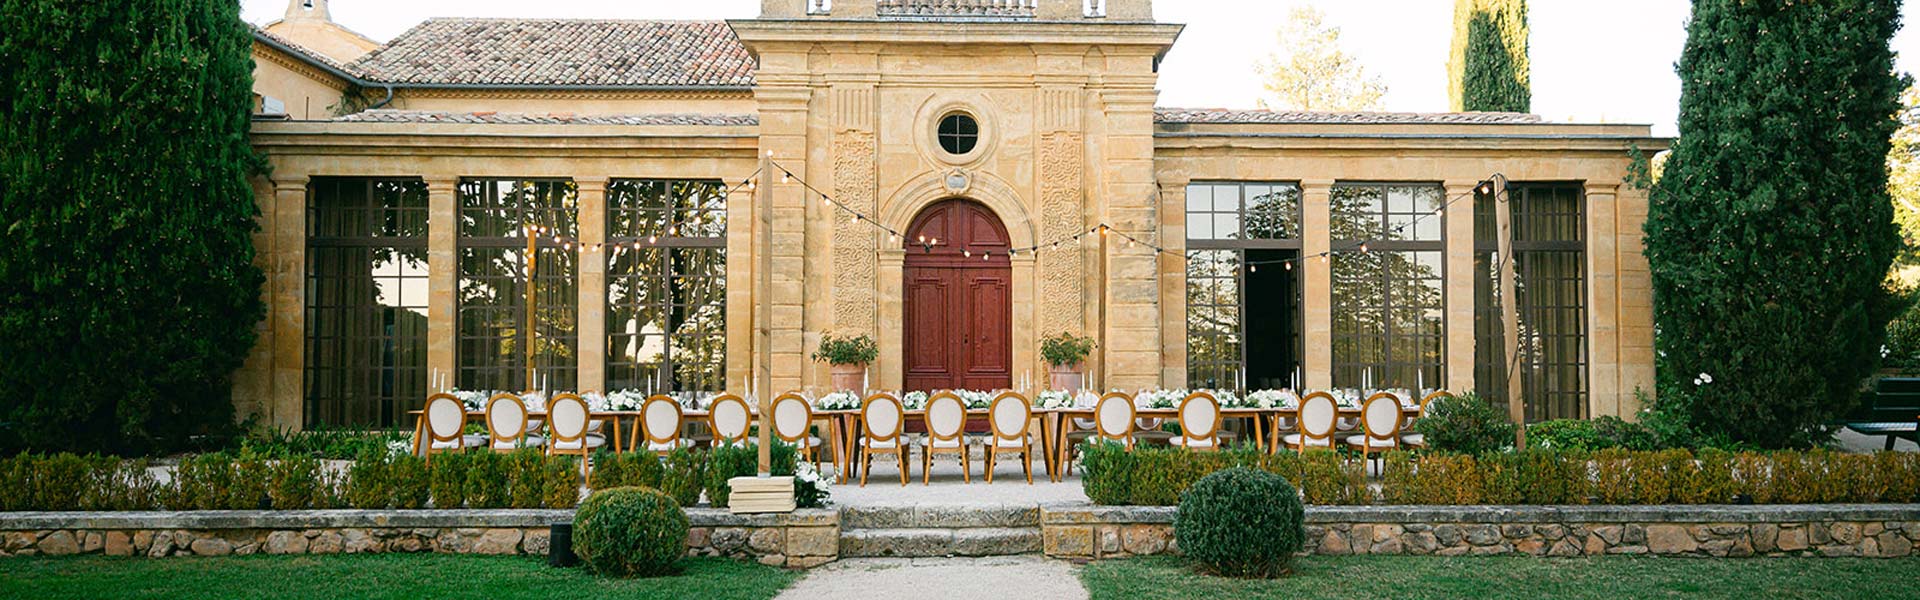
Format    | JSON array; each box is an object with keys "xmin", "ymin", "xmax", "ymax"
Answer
[
  {"xmin": 1411, "ymin": 390, "xmax": 1451, "ymax": 428},
  {"xmin": 1095, "ymin": 392, "xmax": 1137, "ymax": 447},
  {"xmin": 424, "ymin": 393, "xmax": 468, "ymax": 459},
  {"xmin": 1295, "ymin": 391, "xmax": 1339, "ymax": 452},
  {"xmin": 925, "ymin": 392, "xmax": 967, "ymax": 442},
  {"xmin": 772, "ymin": 392, "xmax": 815, "ymax": 456},
  {"xmin": 638, "ymin": 395, "xmax": 684, "ymax": 454},
  {"xmin": 1361, "ymin": 392, "xmax": 1403, "ymax": 444},
  {"xmin": 989, "ymin": 391, "xmax": 1032, "ymax": 443},
  {"xmin": 547, "ymin": 393, "xmax": 591, "ymax": 447},
  {"xmin": 1175, "ymin": 391, "xmax": 1221, "ymax": 450},
  {"xmin": 708, "ymin": 393, "xmax": 752, "ymax": 448},
  {"xmin": 485, "ymin": 393, "xmax": 530, "ymax": 451},
  {"xmin": 862, "ymin": 393, "xmax": 904, "ymax": 442}
]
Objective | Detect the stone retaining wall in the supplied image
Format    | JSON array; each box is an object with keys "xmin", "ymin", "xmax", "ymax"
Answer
[
  {"xmin": 1039, "ymin": 504, "xmax": 1920, "ymax": 560},
  {"xmin": 0, "ymin": 509, "xmax": 839, "ymax": 569}
]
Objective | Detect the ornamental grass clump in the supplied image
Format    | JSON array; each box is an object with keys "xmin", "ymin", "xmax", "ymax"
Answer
[
  {"xmin": 573, "ymin": 487, "xmax": 690, "ymax": 578},
  {"xmin": 1174, "ymin": 467, "xmax": 1305, "ymax": 578}
]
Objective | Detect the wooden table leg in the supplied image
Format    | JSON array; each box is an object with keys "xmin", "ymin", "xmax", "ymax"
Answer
[
  {"xmin": 1054, "ymin": 414, "xmax": 1072, "ymax": 482},
  {"xmin": 412, "ymin": 414, "xmax": 426, "ymax": 456},
  {"xmin": 1036, "ymin": 413, "xmax": 1055, "ymax": 482}
]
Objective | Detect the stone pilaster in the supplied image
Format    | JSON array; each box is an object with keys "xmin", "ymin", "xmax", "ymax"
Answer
[
  {"xmin": 1301, "ymin": 180, "xmax": 1333, "ymax": 388},
  {"xmin": 831, "ymin": 85, "xmax": 878, "ymax": 340},
  {"xmin": 1038, "ymin": 86, "xmax": 1087, "ymax": 343},
  {"xmin": 1444, "ymin": 182, "xmax": 1479, "ymax": 394},
  {"xmin": 1158, "ymin": 178, "xmax": 1190, "ymax": 388},
  {"xmin": 270, "ymin": 176, "xmax": 310, "ymax": 430},
  {"xmin": 575, "ymin": 178, "xmax": 609, "ymax": 393},
  {"xmin": 425, "ymin": 177, "xmax": 459, "ymax": 393},
  {"xmin": 1097, "ymin": 88, "xmax": 1161, "ymax": 390}
]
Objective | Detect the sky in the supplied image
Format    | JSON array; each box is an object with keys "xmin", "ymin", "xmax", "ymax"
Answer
[{"xmin": 244, "ymin": 0, "xmax": 1920, "ymax": 137}]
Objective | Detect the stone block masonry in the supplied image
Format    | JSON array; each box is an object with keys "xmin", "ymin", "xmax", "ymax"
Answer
[
  {"xmin": 0, "ymin": 508, "xmax": 839, "ymax": 569},
  {"xmin": 1038, "ymin": 504, "xmax": 1920, "ymax": 560}
]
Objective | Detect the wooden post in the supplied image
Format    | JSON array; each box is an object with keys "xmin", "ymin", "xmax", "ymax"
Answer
[
  {"xmin": 756, "ymin": 152, "xmax": 775, "ymax": 477},
  {"xmin": 1493, "ymin": 176, "xmax": 1527, "ymax": 447},
  {"xmin": 525, "ymin": 223, "xmax": 538, "ymax": 393}
]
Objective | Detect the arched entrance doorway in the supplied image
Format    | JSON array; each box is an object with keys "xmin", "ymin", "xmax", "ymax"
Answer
[{"xmin": 903, "ymin": 199, "xmax": 1012, "ymax": 392}]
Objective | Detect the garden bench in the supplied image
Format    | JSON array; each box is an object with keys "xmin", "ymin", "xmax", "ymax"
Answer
[{"xmin": 1845, "ymin": 377, "xmax": 1920, "ymax": 450}]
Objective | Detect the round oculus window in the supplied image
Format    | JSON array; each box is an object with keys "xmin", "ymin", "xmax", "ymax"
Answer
[{"xmin": 936, "ymin": 113, "xmax": 979, "ymax": 156}]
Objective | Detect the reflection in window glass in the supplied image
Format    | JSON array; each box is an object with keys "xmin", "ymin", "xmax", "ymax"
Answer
[
  {"xmin": 457, "ymin": 179, "xmax": 579, "ymax": 392},
  {"xmin": 1184, "ymin": 181, "xmax": 1303, "ymax": 390},
  {"xmin": 305, "ymin": 178, "xmax": 430, "ymax": 427},
  {"xmin": 1475, "ymin": 183, "xmax": 1587, "ymax": 421},
  {"xmin": 1185, "ymin": 250, "xmax": 1242, "ymax": 389},
  {"xmin": 1331, "ymin": 183, "xmax": 1446, "ymax": 389},
  {"xmin": 606, "ymin": 180, "xmax": 727, "ymax": 392}
]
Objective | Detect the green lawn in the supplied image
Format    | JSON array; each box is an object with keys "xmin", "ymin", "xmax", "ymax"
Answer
[
  {"xmin": 1081, "ymin": 555, "xmax": 1920, "ymax": 600},
  {"xmin": 0, "ymin": 554, "xmax": 798, "ymax": 600}
]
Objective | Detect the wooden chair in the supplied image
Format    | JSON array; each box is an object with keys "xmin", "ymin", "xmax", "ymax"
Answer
[
  {"xmin": 1169, "ymin": 391, "xmax": 1222, "ymax": 451},
  {"xmin": 707, "ymin": 393, "xmax": 752, "ymax": 449},
  {"xmin": 1065, "ymin": 392, "xmax": 1138, "ymax": 474},
  {"xmin": 485, "ymin": 392, "xmax": 542, "ymax": 452},
  {"xmin": 919, "ymin": 391, "xmax": 972, "ymax": 484},
  {"xmin": 1345, "ymin": 391, "xmax": 1405, "ymax": 467},
  {"xmin": 423, "ymin": 393, "xmax": 478, "ymax": 463},
  {"xmin": 633, "ymin": 395, "xmax": 691, "ymax": 457},
  {"xmin": 772, "ymin": 392, "xmax": 822, "ymax": 460},
  {"xmin": 1281, "ymin": 391, "xmax": 1339, "ymax": 453},
  {"xmin": 1403, "ymin": 390, "xmax": 1451, "ymax": 449},
  {"xmin": 545, "ymin": 393, "xmax": 602, "ymax": 485},
  {"xmin": 860, "ymin": 392, "xmax": 910, "ymax": 486},
  {"xmin": 985, "ymin": 391, "xmax": 1035, "ymax": 484}
]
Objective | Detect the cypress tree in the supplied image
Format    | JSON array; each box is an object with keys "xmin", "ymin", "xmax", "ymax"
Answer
[
  {"xmin": 0, "ymin": 1, "xmax": 265, "ymax": 453},
  {"xmin": 1645, "ymin": 0, "xmax": 1906, "ymax": 448},
  {"xmin": 1448, "ymin": 0, "xmax": 1531, "ymax": 113}
]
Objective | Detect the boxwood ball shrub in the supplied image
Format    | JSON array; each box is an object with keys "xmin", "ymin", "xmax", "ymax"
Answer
[
  {"xmin": 1174, "ymin": 467, "xmax": 1305, "ymax": 578},
  {"xmin": 573, "ymin": 487, "xmax": 690, "ymax": 578}
]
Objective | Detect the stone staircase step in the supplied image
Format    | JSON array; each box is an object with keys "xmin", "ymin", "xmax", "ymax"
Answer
[
  {"xmin": 838, "ymin": 527, "xmax": 1042, "ymax": 557},
  {"xmin": 840, "ymin": 504, "xmax": 1040, "ymax": 530}
]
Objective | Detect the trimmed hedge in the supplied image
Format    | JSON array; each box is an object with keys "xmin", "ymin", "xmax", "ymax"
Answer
[
  {"xmin": 1077, "ymin": 443, "xmax": 1920, "ymax": 506},
  {"xmin": 1175, "ymin": 468, "xmax": 1306, "ymax": 578},
  {"xmin": 0, "ymin": 449, "xmax": 604, "ymax": 511},
  {"xmin": 573, "ymin": 487, "xmax": 689, "ymax": 578}
]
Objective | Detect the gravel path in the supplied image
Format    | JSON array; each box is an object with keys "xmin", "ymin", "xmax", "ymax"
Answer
[{"xmin": 775, "ymin": 556, "xmax": 1087, "ymax": 600}]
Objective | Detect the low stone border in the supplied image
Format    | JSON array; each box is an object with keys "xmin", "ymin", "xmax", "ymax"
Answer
[
  {"xmin": 0, "ymin": 509, "xmax": 839, "ymax": 568},
  {"xmin": 1038, "ymin": 503, "xmax": 1920, "ymax": 560}
]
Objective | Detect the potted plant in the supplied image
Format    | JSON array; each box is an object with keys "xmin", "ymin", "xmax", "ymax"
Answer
[
  {"xmin": 812, "ymin": 333, "xmax": 878, "ymax": 393},
  {"xmin": 1040, "ymin": 331, "xmax": 1095, "ymax": 392}
]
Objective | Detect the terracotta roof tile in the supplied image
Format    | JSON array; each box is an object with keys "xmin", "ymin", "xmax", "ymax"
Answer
[
  {"xmin": 346, "ymin": 18, "xmax": 754, "ymax": 88},
  {"xmin": 1154, "ymin": 108, "xmax": 1544, "ymax": 125},
  {"xmin": 334, "ymin": 110, "xmax": 758, "ymax": 126}
]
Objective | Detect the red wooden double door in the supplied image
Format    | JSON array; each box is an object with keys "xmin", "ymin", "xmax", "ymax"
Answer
[{"xmin": 903, "ymin": 199, "xmax": 1012, "ymax": 392}]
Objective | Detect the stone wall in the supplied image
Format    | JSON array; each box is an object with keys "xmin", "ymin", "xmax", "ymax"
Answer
[
  {"xmin": 1040, "ymin": 504, "xmax": 1920, "ymax": 560},
  {"xmin": 0, "ymin": 508, "xmax": 839, "ymax": 569}
]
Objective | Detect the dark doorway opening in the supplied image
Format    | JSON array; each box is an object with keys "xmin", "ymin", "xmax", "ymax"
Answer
[{"xmin": 1244, "ymin": 248, "xmax": 1301, "ymax": 390}]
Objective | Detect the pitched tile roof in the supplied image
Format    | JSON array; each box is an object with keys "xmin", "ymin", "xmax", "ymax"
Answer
[
  {"xmin": 346, "ymin": 18, "xmax": 755, "ymax": 88},
  {"xmin": 1154, "ymin": 108, "xmax": 1545, "ymax": 125},
  {"xmin": 334, "ymin": 110, "xmax": 758, "ymax": 126}
]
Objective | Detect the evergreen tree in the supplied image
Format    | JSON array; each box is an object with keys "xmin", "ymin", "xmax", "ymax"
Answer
[
  {"xmin": 0, "ymin": 1, "xmax": 265, "ymax": 453},
  {"xmin": 1645, "ymin": 0, "xmax": 1906, "ymax": 448},
  {"xmin": 1448, "ymin": 0, "xmax": 1531, "ymax": 113}
]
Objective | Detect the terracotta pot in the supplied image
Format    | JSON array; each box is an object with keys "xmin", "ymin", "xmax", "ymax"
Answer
[
  {"xmin": 830, "ymin": 363, "xmax": 868, "ymax": 393},
  {"xmin": 1049, "ymin": 361, "xmax": 1085, "ymax": 393}
]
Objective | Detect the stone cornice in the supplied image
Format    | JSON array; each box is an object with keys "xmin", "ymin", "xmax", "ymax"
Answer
[{"xmin": 251, "ymin": 45, "xmax": 350, "ymax": 92}]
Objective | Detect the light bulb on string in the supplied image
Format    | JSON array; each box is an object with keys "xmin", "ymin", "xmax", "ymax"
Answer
[
  {"xmin": 648, "ymin": 235, "xmax": 657, "ymax": 244},
  {"xmin": 1284, "ymin": 261, "xmax": 1293, "ymax": 271},
  {"xmin": 781, "ymin": 171, "xmax": 790, "ymax": 184},
  {"xmin": 964, "ymin": 250, "xmax": 972, "ymax": 258}
]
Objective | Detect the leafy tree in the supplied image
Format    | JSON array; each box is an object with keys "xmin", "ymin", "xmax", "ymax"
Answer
[
  {"xmin": 1448, "ymin": 0, "xmax": 1531, "ymax": 113},
  {"xmin": 0, "ymin": 1, "xmax": 265, "ymax": 453},
  {"xmin": 1254, "ymin": 6, "xmax": 1388, "ymax": 112},
  {"xmin": 1645, "ymin": 0, "xmax": 1907, "ymax": 448},
  {"xmin": 1891, "ymin": 85, "xmax": 1920, "ymax": 273}
]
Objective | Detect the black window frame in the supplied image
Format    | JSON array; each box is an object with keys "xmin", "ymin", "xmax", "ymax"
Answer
[
  {"xmin": 605, "ymin": 178, "xmax": 729, "ymax": 394},
  {"xmin": 1474, "ymin": 182, "xmax": 1589, "ymax": 421},
  {"xmin": 303, "ymin": 177, "xmax": 430, "ymax": 428},
  {"xmin": 936, "ymin": 112, "xmax": 980, "ymax": 156},
  {"xmin": 1184, "ymin": 181, "xmax": 1305, "ymax": 390},
  {"xmin": 456, "ymin": 178, "xmax": 580, "ymax": 393},
  {"xmin": 1329, "ymin": 181, "xmax": 1448, "ymax": 390}
]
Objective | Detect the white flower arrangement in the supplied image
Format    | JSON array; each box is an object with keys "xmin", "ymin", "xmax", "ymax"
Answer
[
  {"xmin": 957, "ymin": 389, "xmax": 992, "ymax": 409},
  {"xmin": 1242, "ymin": 389, "xmax": 1298, "ymax": 409},
  {"xmin": 581, "ymin": 392, "xmax": 609, "ymax": 412},
  {"xmin": 606, "ymin": 389, "xmax": 648, "ymax": 411},
  {"xmin": 1203, "ymin": 389, "xmax": 1240, "ymax": 408},
  {"xmin": 449, "ymin": 390, "xmax": 489, "ymax": 411},
  {"xmin": 519, "ymin": 391, "xmax": 547, "ymax": 414},
  {"xmin": 814, "ymin": 391, "xmax": 862, "ymax": 411},
  {"xmin": 1036, "ymin": 389, "xmax": 1073, "ymax": 409},
  {"xmin": 902, "ymin": 391, "xmax": 929, "ymax": 410},
  {"xmin": 1133, "ymin": 389, "xmax": 1180, "ymax": 410},
  {"xmin": 794, "ymin": 461, "xmax": 829, "ymax": 489},
  {"xmin": 386, "ymin": 438, "xmax": 414, "ymax": 458}
]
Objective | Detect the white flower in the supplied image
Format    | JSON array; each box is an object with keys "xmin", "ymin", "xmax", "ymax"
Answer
[
  {"xmin": 902, "ymin": 391, "xmax": 929, "ymax": 410},
  {"xmin": 1883, "ymin": 345, "xmax": 1891, "ymax": 358},
  {"xmin": 1693, "ymin": 372, "xmax": 1713, "ymax": 386},
  {"xmin": 1037, "ymin": 390, "xmax": 1071, "ymax": 409},
  {"xmin": 386, "ymin": 439, "xmax": 414, "ymax": 458},
  {"xmin": 814, "ymin": 391, "xmax": 861, "ymax": 411}
]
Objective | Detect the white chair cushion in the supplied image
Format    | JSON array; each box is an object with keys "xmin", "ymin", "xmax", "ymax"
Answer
[
  {"xmin": 1169, "ymin": 436, "xmax": 1216, "ymax": 448},
  {"xmin": 492, "ymin": 435, "xmax": 545, "ymax": 450},
  {"xmin": 1344, "ymin": 434, "xmax": 1398, "ymax": 449},
  {"xmin": 862, "ymin": 437, "xmax": 900, "ymax": 450},
  {"xmin": 646, "ymin": 439, "xmax": 693, "ymax": 452},
  {"xmin": 991, "ymin": 437, "xmax": 1030, "ymax": 449},
  {"xmin": 919, "ymin": 436, "xmax": 967, "ymax": 449},
  {"xmin": 1400, "ymin": 433, "xmax": 1426, "ymax": 446},
  {"xmin": 550, "ymin": 435, "xmax": 606, "ymax": 451},
  {"xmin": 1281, "ymin": 433, "xmax": 1334, "ymax": 447}
]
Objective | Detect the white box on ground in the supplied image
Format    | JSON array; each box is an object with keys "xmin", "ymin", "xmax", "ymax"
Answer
[{"xmin": 727, "ymin": 475, "xmax": 796, "ymax": 514}]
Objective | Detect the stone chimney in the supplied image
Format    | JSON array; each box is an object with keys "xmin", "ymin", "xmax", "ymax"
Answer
[
  {"xmin": 265, "ymin": 0, "xmax": 381, "ymax": 63},
  {"xmin": 284, "ymin": 0, "xmax": 331, "ymax": 22}
]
